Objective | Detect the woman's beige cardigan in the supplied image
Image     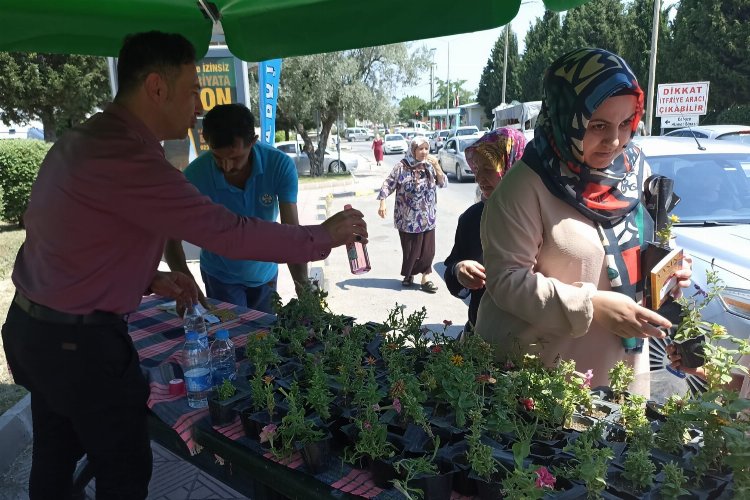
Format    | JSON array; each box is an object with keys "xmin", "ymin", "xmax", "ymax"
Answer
[{"xmin": 475, "ymin": 160, "xmax": 650, "ymax": 395}]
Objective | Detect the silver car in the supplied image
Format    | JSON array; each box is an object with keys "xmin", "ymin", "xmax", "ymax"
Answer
[
  {"xmin": 633, "ymin": 136, "xmax": 750, "ymax": 398},
  {"xmin": 664, "ymin": 124, "xmax": 750, "ymax": 145},
  {"xmin": 437, "ymin": 135, "xmax": 481, "ymax": 182},
  {"xmin": 429, "ymin": 130, "xmax": 451, "ymax": 153},
  {"xmin": 276, "ymin": 140, "xmax": 359, "ymax": 175}
]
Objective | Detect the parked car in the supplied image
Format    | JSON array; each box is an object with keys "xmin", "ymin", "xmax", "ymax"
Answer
[
  {"xmin": 448, "ymin": 125, "xmax": 480, "ymax": 138},
  {"xmin": 437, "ymin": 135, "xmax": 482, "ymax": 182},
  {"xmin": 664, "ymin": 124, "xmax": 750, "ymax": 145},
  {"xmin": 343, "ymin": 127, "xmax": 373, "ymax": 142},
  {"xmin": 276, "ymin": 140, "xmax": 359, "ymax": 175},
  {"xmin": 632, "ymin": 136, "xmax": 750, "ymax": 398},
  {"xmin": 429, "ymin": 130, "xmax": 451, "ymax": 153},
  {"xmin": 383, "ymin": 134, "xmax": 408, "ymax": 155}
]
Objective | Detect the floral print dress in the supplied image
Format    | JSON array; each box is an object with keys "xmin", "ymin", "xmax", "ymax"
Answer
[{"xmin": 377, "ymin": 158, "xmax": 447, "ymax": 233}]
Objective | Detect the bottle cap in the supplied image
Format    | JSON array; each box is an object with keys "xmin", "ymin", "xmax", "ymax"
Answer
[
  {"xmin": 215, "ymin": 329, "xmax": 229, "ymax": 340},
  {"xmin": 169, "ymin": 378, "xmax": 185, "ymax": 396},
  {"xmin": 185, "ymin": 331, "xmax": 199, "ymax": 341}
]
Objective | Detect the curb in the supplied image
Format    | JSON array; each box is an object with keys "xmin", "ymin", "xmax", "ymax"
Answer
[{"xmin": 0, "ymin": 393, "xmax": 32, "ymax": 473}]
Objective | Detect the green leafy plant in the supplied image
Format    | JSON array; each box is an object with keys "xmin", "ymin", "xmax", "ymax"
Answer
[
  {"xmin": 655, "ymin": 214, "xmax": 679, "ymax": 247},
  {"xmin": 672, "ymin": 269, "xmax": 723, "ymax": 343},
  {"xmin": 274, "ymin": 382, "xmax": 325, "ymax": 458},
  {"xmin": 659, "ymin": 462, "xmax": 689, "ymax": 500},
  {"xmin": 620, "ymin": 394, "xmax": 648, "ymax": 437},
  {"xmin": 622, "ymin": 447, "xmax": 655, "ymax": 492},
  {"xmin": 304, "ymin": 358, "xmax": 333, "ymax": 421},
  {"xmin": 563, "ymin": 423, "xmax": 613, "ymax": 499},
  {"xmin": 245, "ymin": 330, "xmax": 280, "ymax": 375},
  {"xmin": 466, "ymin": 409, "xmax": 498, "ymax": 482},
  {"xmin": 608, "ymin": 361, "xmax": 634, "ymax": 402},
  {"xmin": 215, "ymin": 379, "xmax": 236, "ymax": 401}
]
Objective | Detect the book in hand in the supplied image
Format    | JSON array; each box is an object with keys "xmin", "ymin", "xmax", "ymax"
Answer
[{"xmin": 649, "ymin": 247, "xmax": 684, "ymax": 310}]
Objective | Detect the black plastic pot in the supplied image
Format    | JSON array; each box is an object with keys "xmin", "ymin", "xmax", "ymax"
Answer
[
  {"xmin": 208, "ymin": 389, "xmax": 249, "ymax": 426},
  {"xmin": 369, "ymin": 455, "xmax": 402, "ymax": 488},
  {"xmin": 301, "ymin": 434, "xmax": 333, "ymax": 474},
  {"xmin": 411, "ymin": 463, "xmax": 455, "ymax": 500},
  {"xmin": 672, "ymin": 334, "xmax": 706, "ymax": 369},
  {"xmin": 244, "ymin": 409, "xmax": 286, "ymax": 440},
  {"xmin": 472, "ymin": 472, "xmax": 504, "ymax": 500}
]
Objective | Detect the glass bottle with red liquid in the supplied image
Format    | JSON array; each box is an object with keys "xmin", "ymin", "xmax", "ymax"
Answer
[{"xmin": 344, "ymin": 204, "xmax": 371, "ymax": 274}]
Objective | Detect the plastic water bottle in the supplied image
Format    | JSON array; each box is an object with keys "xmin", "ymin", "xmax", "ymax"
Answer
[
  {"xmin": 210, "ymin": 329, "xmax": 236, "ymax": 386},
  {"xmin": 182, "ymin": 332, "xmax": 211, "ymax": 408},
  {"xmin": 344, "ymin": 204, "xmax": 371, "ymax": 274},
  {"xmin": 184, "ymin": 304, "xmax": 209, "ymax": 349}
]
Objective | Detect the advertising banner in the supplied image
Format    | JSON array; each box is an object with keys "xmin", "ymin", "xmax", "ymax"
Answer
[
  {"xmin": 258, "ymin": 59, "xmax": 282, "ymax": 145},
  {"xmin": 189, "ymin": 56, "xmax": 238, "ymax": 155}
]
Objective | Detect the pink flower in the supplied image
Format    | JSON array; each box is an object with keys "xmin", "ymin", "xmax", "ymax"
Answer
[
  {"xmin": 443, "ymin": 319, "xmax": 453, "ymax": 327},
  {"xmin": 535, "ymin": 466, "xmax": 556, "ymax": 489},
  {"xmin": 392, "ymin": 398, "xmax": 402, "ymax": 414},
  {"xmin": 259, "ymin": 423, "xmax": 277, "ymax": 444},
  {"xmin": 363, "ymin": 421, "xmax": 372, "ymax": 430},
  {"xmin": 504, "ymin": 360, "xmax": 515, "ymax": 370},
  {"xmin": 372, "ymin": 404, "xmax": 381, "ymax": 412},
  {"xmin": 582, "ymin": 369, "xmax": 594, "ymax": 388},
  {"xmin": 520, "ymin": 398, "xmax": 535, "ymax": 412}
]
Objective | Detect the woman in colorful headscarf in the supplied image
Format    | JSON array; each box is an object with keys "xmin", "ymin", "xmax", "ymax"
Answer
[
  {"xmin": 474, "ymin": 48, "xmax": 692, "ymax": 392},
  {"xmin": 377, "ymin": 136, "xmax": 447, "ymax": 292},
  {"xmin": 443, "ymin": 127, "xmax": 526, "ymax": 332}
]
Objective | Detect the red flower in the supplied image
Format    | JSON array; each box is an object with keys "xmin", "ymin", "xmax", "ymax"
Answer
[
  {"xmin": 476, "ymin": 374, "xmax": 497, "ymax": 384},
  {"xmin": 363, "ymin": 421, "xmax": 372, "ymax": 430},
  {"xmin": 520, "ymin": 398, "xmax": 535, "ymax": 411},
  {"xmin": 443, "ymin": 319, "xmax": 453, "ymax": 327},
  {"xmin": 535, "ymin": 466, "xmax": 556, "ymax": 489},
  {"xmin": 430, "ymin": 345, "xmax": 443, "ymax": 354}
]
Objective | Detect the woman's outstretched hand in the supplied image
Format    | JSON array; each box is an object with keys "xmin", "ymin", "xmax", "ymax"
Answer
[
  {"xmin": 378, "ymin": 200, "xmax": 387, "ymax": 219},
  {"xmin": 591, "ymin": 290, "xmax": 670, "ymax": 339}
]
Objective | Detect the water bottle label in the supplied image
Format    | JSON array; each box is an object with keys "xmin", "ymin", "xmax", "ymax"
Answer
[{"xmin": 184, "ymin": 367, "xmax": 212, "ymax": 392}]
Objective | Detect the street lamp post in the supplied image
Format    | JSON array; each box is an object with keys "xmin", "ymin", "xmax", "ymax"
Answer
[
  {"xmin": 429, "ymin": 48, "xmax": 436, "ymax": 130},
  {"xmin": 446, "ymin": 41, "xmax": 450, "ymax": 130},
  {"xmin": 645, "ymin": 0, "xmax": 661, "ymax": 135}
]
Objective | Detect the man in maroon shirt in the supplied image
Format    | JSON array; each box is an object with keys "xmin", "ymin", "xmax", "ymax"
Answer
[{"xmin": 1, "ymin": 31, "xmax": 367, "ymax": 499}]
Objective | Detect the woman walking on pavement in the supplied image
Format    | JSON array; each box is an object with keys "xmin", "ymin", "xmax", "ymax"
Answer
[
  {"xmin": 372, "ymin": 133, "xmax": 384, "ymax": 166},
  {"xmin": 377, "ymin": 136, "xmax": 447, "ymax": 293}
]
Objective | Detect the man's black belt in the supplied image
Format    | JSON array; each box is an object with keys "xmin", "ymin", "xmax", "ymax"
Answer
[{"xmin": 13, "ymin": 292, "xmax": 126, "ymax": 326}]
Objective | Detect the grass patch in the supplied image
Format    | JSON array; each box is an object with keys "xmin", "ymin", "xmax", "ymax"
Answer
[
  {"xmin": 298, "ymin": 172, "xmax": 353, "ymax": 184},
  {"xmin": 0, "ymin": 223, "xmax": 28, "ymax": 415}
]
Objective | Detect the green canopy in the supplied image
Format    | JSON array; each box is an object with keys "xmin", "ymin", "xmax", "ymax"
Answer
[{"xmin": 0, "ymin": 0, "xmax": 589, "ymax": 61}]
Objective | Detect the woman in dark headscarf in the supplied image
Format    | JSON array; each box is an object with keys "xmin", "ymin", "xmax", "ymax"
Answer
[
  {"xmin": 474, "ymin": 48, "xmax": 692, "ymax": 394},
  {"xmin": 443, "ymin": 127, "xmax": 526, "ymax": 333}
]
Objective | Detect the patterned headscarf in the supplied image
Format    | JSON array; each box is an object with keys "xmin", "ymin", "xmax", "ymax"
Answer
[
  {"xmin": 405, "ymin": 136, "xmax": 430, "ymax": 166},
  {"xmin": 465, "ymin": 127, "xmax": 526, "ymax": 177},
  {"xmin": 522, "ymin": 47, "xmax": 650, "ymax": 317}
]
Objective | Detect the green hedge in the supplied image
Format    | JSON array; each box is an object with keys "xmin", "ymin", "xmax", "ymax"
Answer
[
  {"xmin": 0, "ymin": 139, "xmax": 51, "ymax": 226},
  {"xmin": 717, "ymin": 105, "xmax": 750, "ymax": 125}
]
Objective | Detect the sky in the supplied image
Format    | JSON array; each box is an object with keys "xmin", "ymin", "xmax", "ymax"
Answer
[{"xmin": 397, "ymin": 0, "xmax": 547, "ymax": 102}]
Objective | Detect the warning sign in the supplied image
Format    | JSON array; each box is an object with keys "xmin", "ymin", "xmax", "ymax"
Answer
[{"xmin": 656, "ymin": 82, "xmax": 709, "ymax": 117}]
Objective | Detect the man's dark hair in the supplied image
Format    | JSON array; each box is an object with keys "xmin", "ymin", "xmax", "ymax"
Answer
[
  {"xmin": 116, "ymin": 31, "xmax": 196, "ymax": 96},
  {"xmin": 202, "ymin": 104, "xmax": 256, "ymax": 149}
]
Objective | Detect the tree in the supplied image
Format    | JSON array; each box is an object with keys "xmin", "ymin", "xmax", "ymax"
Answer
[
  {"xmin": 279, "ymin": 44, "xmax": 430, "ymax": 176},
  {"xmin": 433, "ymin": 77, "xmax": 474, "ymax": 109},
  {"xmin": 477, "ymin": 28, "xmax": 523, "ymax": 120},
  {"xmin": 518, "ymin": 11, "xmax": 564, "ymax": 102},
  {"xmin": 0, "ymin": 53, "xmax": 110, "ymax": 142},
  {"xmin": 560, "ymin": 0, "xmax": 625, "ymax": 56},
  {"xmin": 398, "ymin": 95, "xmax": 428, "ymax": 122},
  {"xmin": 661, "ymin": 0, "xmax": 750, "ymax": 122}
]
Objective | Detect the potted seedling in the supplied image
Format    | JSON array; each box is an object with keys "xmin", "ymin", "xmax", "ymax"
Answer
[
  {"xmin": 670, "ymin": 269, "xmax": 724, "ymax": 369},
  {"xmin": 608, "ymin": 360, "xmax": 634, "ymax": 403},
  {"xmin": 208, "ymin": 378, "xmax": 248, "ymax": 426},
  {"xmin": 274, "ymin": 382, "xmax": 330, "ymax": 472}
]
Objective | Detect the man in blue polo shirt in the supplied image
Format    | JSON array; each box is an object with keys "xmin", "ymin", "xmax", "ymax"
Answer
[{"xmin": 165, "ymin": 103, "xmax": 307, "ymax": 313}]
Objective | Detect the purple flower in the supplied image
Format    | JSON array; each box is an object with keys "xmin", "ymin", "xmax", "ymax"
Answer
[
  {"xmin": 535, "ymin": 466, "xmax": 556, "ymax": 489},
  {"xmin": 259, "ymin": 423, "xmax": 277, "ymax": 444},
  {"xmin": 392, "ymin": 398, "xmax": 402, "ymax": 414},
  {"xmin": 582, "ymin": 369, "xmax": 593, "ymax": 388}
]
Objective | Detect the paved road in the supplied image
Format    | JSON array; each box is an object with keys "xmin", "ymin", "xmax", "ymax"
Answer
[{"xmin": 322, "ymin": 140, "xmax": 477, "ymax": 338}]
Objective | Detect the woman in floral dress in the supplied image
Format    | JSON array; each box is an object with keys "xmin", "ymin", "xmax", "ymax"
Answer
[{"xmin": 377, "ymin": 136, "xmax": 447, "ymax": 292}]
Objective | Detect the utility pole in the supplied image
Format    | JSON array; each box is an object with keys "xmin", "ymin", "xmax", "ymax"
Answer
[
  {"xmin": 446, "ymin": 41, "xmax": 450, "ymax": 130},
  {"xmin": 501, "ymin": 23, "xmax": 509, "ymax": 105},
  {"xmin": 645, "ymin": 0, "xmax": 661, "ymax": 135},
  {"xmin": 429, "ymin": 48, "xmax": 436, "ymax": 130}
]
